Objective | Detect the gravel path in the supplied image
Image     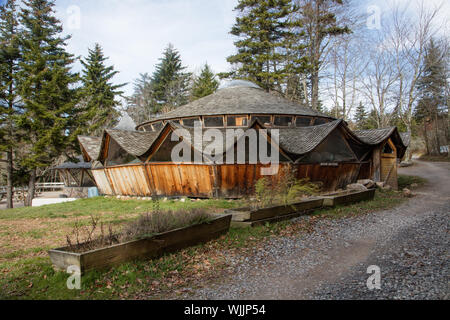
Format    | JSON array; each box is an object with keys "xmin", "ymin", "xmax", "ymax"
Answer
[{"xmin": 188, "ymin": 161, "xmax": 450, "ymax": 300}]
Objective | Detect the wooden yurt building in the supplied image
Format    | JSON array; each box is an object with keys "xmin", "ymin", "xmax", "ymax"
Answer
[{"xmin": 78, "ymin": 81, "xmax": 409, "ymax": 198}]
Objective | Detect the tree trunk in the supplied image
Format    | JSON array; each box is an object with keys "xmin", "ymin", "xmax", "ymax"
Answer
[
  {"xmin": 405, "ymin": 123, "xmax": 412, "ymax": 162},
  {"xmin": 311, "ymin": 71, "xmax": 319, "ymax": 110},
  {"xmin": 25, "ymin": 169, "xmax": 37, "ymax": 207},
  {"xmin": 6, "ymin": 149, "xmax": 13, "ymax": 209},
  {"xmin": 432, "ymin": 114, "xmax": 440, "ymax": 156},
  {"xmin": 423, "ymin": 122, "xmax": 430, "ymax": 155}
]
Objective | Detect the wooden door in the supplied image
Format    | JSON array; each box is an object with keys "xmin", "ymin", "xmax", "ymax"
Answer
[{"xmin": 381, "ymin": 139, "xmax": 398, "ymax": 190}]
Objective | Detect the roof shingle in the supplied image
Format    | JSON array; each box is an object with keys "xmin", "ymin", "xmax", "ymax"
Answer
[
  {"xmin": 138, "ymin": 86, "xmax": 333, "ymax": 127},
  {"xmin": 275, "ymin": 120, "xmax": 343, "ymax": 155},
  {"xmin": 78, "ymin": 136, "xmax": 102, "ymax": 161},
  {"xmin": 354, "ymin": 127, "xmax": 397, "ymax": 145},
  {"xmin": 105, "ymin": 129, "xmax": 161, "ymax": 158}
]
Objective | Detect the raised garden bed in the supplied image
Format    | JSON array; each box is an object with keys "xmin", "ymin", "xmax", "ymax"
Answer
[
  {"xmin": 48, "ymin": 214, "xmax": 232, "ymax": 274},
  {"xmin": 322, "ymin": 189, "xmax": 376, "ymax": 207},
  {"xmin": 226, "ymin": 198, "xmax": 324, "ymax": 228},
  {"xmin": 225, "ymin": 189, "xmax": 377, "ymax": 228}
]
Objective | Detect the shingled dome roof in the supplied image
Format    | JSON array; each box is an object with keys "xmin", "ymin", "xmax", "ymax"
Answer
[
  {"xmin": 137, "ymin": 82, "xmax": 332, "ymax": 127},
  {"xmin": 219, "ymin": 80, "xmax": 262, "ymax": 90}
]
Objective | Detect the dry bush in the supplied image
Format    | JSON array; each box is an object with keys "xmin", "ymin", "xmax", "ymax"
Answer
[
  {"xmin": 120, "ymin": 208, "xmax": 210, "ymax": 242},
  {"xmin": 66, "ymin": 214, "xmax": 120, "ymax": 253},
  {"xmin": 253, "ymin": 167, "xmax": 321, "ymax": 209},
  {"xmin": 65, "ymin": 202, "xmax": 211, "ymax": 253}
]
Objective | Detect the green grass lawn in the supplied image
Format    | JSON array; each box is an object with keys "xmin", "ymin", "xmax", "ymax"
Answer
[
  {"xmin": 0, "ymin": 176, "xmax": 426, "ymax": 300},
  {"xmin": 398, "ymin": 174, "xmax": 428, "ymax": 190},
  {"xmin": 0, "ymin": 197, "xmax": 238, "ymax": 221}
]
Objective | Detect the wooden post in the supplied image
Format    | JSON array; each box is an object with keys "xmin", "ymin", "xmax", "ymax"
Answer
[{"xmin": 371, "ymin": 146, "xmax": 381, "ymax": 182}]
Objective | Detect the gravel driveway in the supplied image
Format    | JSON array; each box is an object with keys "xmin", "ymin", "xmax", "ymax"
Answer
[{"xmin": 189, "ymin": 161, "xmax": 449, "ymax": 300}]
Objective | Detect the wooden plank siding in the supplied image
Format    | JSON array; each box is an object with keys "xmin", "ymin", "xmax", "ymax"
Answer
[
  {"xmin": 92, "ymin": 162, "xmax": 365, "ymax": 198},
  {"xmin": 145, "ymin": 164, "xmax": 214, "ymax": 198},
  {"xmin": 92, "ymin": 170, "xmax": 114, "ymax": 195},
  {"xmin": 106, "ymin": 165, "xmax": 152, "ymax": 196},
  {"xmin": 381, "ymin": 139, "xmax": 398, "ymax": 190},
  {"xmin": 295, "ymin": 163, "xmax": 362, "ymax": 191}
]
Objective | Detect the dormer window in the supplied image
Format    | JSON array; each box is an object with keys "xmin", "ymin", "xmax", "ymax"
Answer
[
  {"xmin": 204, "ymin": 116, "xmax": 224, "ymax": 128},
  {"xmin": 227, "ymin": 116, "xmax": 248, "ymax": 127},
  {"xmin": 274, "ymin": 116, "xmax": 294, "ymax": 127},
  {"xmin": 251, "ymin": 115, "xmax": 272, "ymax": 126},
  {"xmin": 181, "ymin": 117, "xmax": 201, "ymax": 127},
  {"xmin": 296, "ymin": 117, "xmax": 312, "ymax": 127}
]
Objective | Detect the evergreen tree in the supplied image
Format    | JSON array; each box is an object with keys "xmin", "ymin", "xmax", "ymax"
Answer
[
  {"xmin": 79, "ymin": 43, "xmax": 125, "ymax": 136},
  {"xmin": 151, "ymin": 44, "xmax": 191, "ymax": 112},
  {"xmin": 17, "ymin": 0, "xmax": 80, "ymax": 206},
  {"xmin": 0, "ymin": 0, "xmax": 20, "ymax": 208},
  {"xmin": 354, "ymin": 102, "xmax": 368, "ymax": 130},
  {"xmin": 415, "ymin": 39, "xmax": 448, "ymax": 155},
  {"xmin": 191, "ymin": 63, "xmax": 219, "ymax": 101},
  {"xmin": 126, "ymin": 73, "xmax": 157, "ymax": 124},
  {"xmin": 224, "ymin": 0, "xmax": 296, "ymax": 92},
  {"xmin": 365, "ymin": 109, "xmax": 379, "ymax": 130}
]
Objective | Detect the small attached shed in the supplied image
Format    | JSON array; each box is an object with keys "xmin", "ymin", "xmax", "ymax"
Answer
[
  {"xmin": 53, "ymin": 157, "xmax": 96, "ymax": 188},
  {"xmin": 355, "ymin": 128, "xmax": 408, "ymax": 190}
]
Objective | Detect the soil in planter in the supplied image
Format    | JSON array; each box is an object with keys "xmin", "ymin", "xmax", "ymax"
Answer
[{"xmin": 65, "ymin": 209, "xmax": 212, "ymax": 254}]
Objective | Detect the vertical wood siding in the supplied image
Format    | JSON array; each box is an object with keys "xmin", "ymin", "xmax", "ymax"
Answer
[
  {"xmin": 92, "ymin": 169, "xmax": 114, "ymax": 195},
  {"xmin": 145, "ymin": 164, "xmax": 214, "ymax": 198},
  {"xmin": 106, "ymin": 165, "xmax": 152, "ymax": 196},
  {"xmin": 92, "ymin": 162, "xmax": 365, "ymax": 198}
]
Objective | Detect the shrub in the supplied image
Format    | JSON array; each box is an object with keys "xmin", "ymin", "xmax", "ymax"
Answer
[
  {"xmin": 66, "ymin": 214, "xmax": 119, "ymax": 253},
  {"xmin": 253, "ymin": 166, "xmax": 321, "ymax": 209},
  {"xmin": 65, "ymin": 201, "xmax": 211, "ymax": 253},
  {"xmin": 120, "ymin": 208, "xmax": 211, "ymax": 242}
]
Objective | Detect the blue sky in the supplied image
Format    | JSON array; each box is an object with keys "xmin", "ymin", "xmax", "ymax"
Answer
[
  {"xmin": 53, "ymin": 0, "xmax": 238, "ymax": 96},
  {"xmin": 48, "ymin": 0, "xmax": 448, "ymax": 98}
]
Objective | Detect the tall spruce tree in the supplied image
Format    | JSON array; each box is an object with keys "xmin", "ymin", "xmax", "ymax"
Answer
[
  {"xmin": 126, "ymin": 73, "xmax": 157, "ymax": 124},
  {"xmin": 224, "ymin": 0, "xmax": 296, "ymax": 92},
  {"xmin": 415, "ymin": 39, "xmax": 448, "ymax": 155},
  {"xmin": 191, "ymin": 63, "xmax": 219, "ymax": 101},
  {"xmin": 354, "ymin": 102, "xmax": 368, "ymax": 130},
  {"xmin": 17, "ymin": 0, "xmax": 79, "ymax": 206},
  {"xmin": 0, "ymin": 0, "xmax": 20, "ymax": 208},
  {"xmin": 151, "ymin": 44, "xmax": 191, "ymax": 112},
  {"xmin": 79, "ymin": 43, "xmax": 125, "ymax": 136}
]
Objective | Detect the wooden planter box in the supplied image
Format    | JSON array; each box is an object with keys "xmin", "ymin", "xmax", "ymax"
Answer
[
  {"xmin": 322, "ymin": 189, "xmax": 376, "ymax": 207},
  {"xmin": 48, "ymin": 214, "xmax": 232, "ymax": 274},
  {"xmin": 228, "ymin": 198, "xmax": 324, "ymax": 228}
]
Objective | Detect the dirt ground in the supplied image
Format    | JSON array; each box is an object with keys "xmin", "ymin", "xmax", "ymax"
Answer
[{"xmin": 187, "ymin": 160, "xmax": 450, "ymax": 299}]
